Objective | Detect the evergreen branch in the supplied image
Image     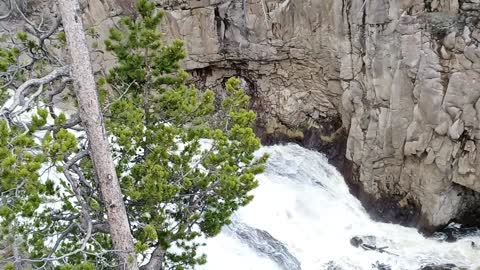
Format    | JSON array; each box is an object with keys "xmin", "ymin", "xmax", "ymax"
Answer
[
  {"xmin": 45, "ymin": 221, "xmax": 78, "ymax": 259},
  {"xmin": 102, "ymin": 80, "xmax": 136, "ymax": 113}
]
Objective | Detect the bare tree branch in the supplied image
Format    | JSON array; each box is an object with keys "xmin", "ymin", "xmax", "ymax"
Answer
[
  {"xmin": 66, "ymin": 150, "xmax": 89, "ymax": 167},
  {"xmin": 10, "ymin": 83, "xmax": 43, "ymax": 117},
  {"xmin": 13, "ymin": 1, "xmax": 46, "ymax": 34},
  {"xmin": 39, "ymin": 17, "xmax": 62, "ymax": 47},
  {"xmin": 0, "ymin": 66, "xmax": 70, "ymax": 116},
  {"xmin": 0, "ymin": 0, "xmax": 14, "ymax": 20},
  {"xmin": 139, "ymin": 245, "xmax": 165, "ymax": 270},
  {"xmin": 46, "ymin": 221, "xmax": 77, "ymax": 259},
  {"xmin": 46, "ymin": 77, "xmax": 72, "ymax": 119},
  {"xmin": 92, "ymin": 222, "xmax": 110, "ymax": 234}
]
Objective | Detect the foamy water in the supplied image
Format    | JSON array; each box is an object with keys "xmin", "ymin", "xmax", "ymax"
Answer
[{"xmin": 199, "ymin": 144, "xmax": 480, "ymax": 270}]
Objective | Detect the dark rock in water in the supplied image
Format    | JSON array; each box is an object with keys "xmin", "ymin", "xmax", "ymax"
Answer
[
  {"xmin": 314, "ymin": 180, "xmax": 327, "ymax": 189},
  {"xmin": 372, "ymin": 261, "xmax": 391, "ymax": 270},
  {"xmin": 350, "ymin": 235, "xmax": 378, "ymax": 247},
  {"xmin": 350, "ymin": 236, "xmax": 398, "ymax": 256},
  {"xmin": 324, "ymin": 261, "xmax": 343, "ymax": 270},
  {"xmin": 228, "ymin": 222, "xmax": 301, "ymax": 270},
  {"xmin": 418, "ymin": 263, "xmax": 459, "ymax": 270},
  {"xmin": 435, "ymin": 223, "xmax": 480, "ymax": 242},
  {"xmin": 471, "ymin": 241, "xmax": 480, "ymax": 250},
  {"xmin": 350, "ymin": 236, "xmax": 363, "ymax": 247}
]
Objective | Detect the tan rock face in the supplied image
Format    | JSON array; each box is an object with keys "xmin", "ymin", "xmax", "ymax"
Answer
[
  {"xmin": 150, "ymin": 0, "xmax": 480, "ymax": 230},
  {"xmin": 5, "ymin": 0, "xmax": 480, "ymax": 230}
]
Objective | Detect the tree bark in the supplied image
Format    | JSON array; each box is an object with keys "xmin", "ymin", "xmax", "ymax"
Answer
[
  {"xmin": 56, "ymin": 1, "xmax": 139, "ymax": 269},
  {"xmin": 139, "ymin": 245, "xmax": 165, "ymax": 270}
]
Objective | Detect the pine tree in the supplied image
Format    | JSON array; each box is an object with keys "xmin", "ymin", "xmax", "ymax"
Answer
[
  {"xmin": 0, "ymin": 0, "xmax": 266, "ymax": 269},
  {"xmin": 58, "ymin": 0, "xmax": 139, "ymax": 268}
]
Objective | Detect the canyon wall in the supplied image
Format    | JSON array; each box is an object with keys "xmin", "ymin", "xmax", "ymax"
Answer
[
  {"xmin": 3, "ymin": 0, "xmax": 480, "ymax": 231},
  {"xmin": 147, "ymin": 0, "xmax": 480, "ymax": 231}
]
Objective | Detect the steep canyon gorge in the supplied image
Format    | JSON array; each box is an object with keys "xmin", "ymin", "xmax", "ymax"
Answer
[
  {"xmin": 5, "ymin": 0, "xmax": 480, "ymax": 232},
  {"xmin": 145, "ymin": 0, "xmax": 480, "ymax": 232}
]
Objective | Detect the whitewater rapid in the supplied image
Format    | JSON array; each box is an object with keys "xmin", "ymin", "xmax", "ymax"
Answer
[{"xmin": 199, "ymin": 144, "xmax": 480, "ymax": 270}]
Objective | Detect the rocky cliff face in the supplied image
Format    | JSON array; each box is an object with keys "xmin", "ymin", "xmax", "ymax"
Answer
[
  {"xmin": 151, "ymin": 0, "xmax": 480, "ymax": 231},
  {"xmin": 341, "ymin": 0, "xmax": 480, "ymax": 231},
  {"xmin": 4, "ymin": 0, "xmax": 480, "ymax": 231}
]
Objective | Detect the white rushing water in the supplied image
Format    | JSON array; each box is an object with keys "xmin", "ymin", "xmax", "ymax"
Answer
[{"xmin": 199, "ymin": 144, "xmax": 480, "ymax": 270}]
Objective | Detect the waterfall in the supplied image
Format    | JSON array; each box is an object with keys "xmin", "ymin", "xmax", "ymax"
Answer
[{"xmin": 199, "ymin": 144, "xmax": 480, "ymax": 270}]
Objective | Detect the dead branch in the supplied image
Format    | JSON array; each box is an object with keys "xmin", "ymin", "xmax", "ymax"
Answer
[
  {"xmin": 0, "ymin": 66, "xmax": 70, "ymax": 118},
  {"xmin": 45, "ymin": 77, "xmax": 72, "ymax": 119},
  {"xmin": 0, "ymin": 0, "xmax": 14, "ymax": 20},
  {"xmin": 39, "ymin": 17, "xmax": 62, "ymax": 47}
]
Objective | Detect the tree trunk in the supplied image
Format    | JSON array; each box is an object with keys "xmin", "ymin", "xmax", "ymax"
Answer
[
  {"xmin": 139, "ymin": 245, "xmax": 165, "ymax": 270},
  {"xmin": 56, "ymin": 1, "xmax": 139, "ymax": 269}
]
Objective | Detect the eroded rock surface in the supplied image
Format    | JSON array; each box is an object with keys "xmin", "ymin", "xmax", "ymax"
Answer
[
  {"xmin": 3, "ymin": 0, "xmax": 480, "ymax": 231},
  {"xmin": 151, "ymin": 0, "xmax": 480, "ymax": 231}
]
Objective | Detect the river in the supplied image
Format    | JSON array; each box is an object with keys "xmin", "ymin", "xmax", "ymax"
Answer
[{"xmin": 199, "ymin": 144, "xmax": 480, "ymax": 270}]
